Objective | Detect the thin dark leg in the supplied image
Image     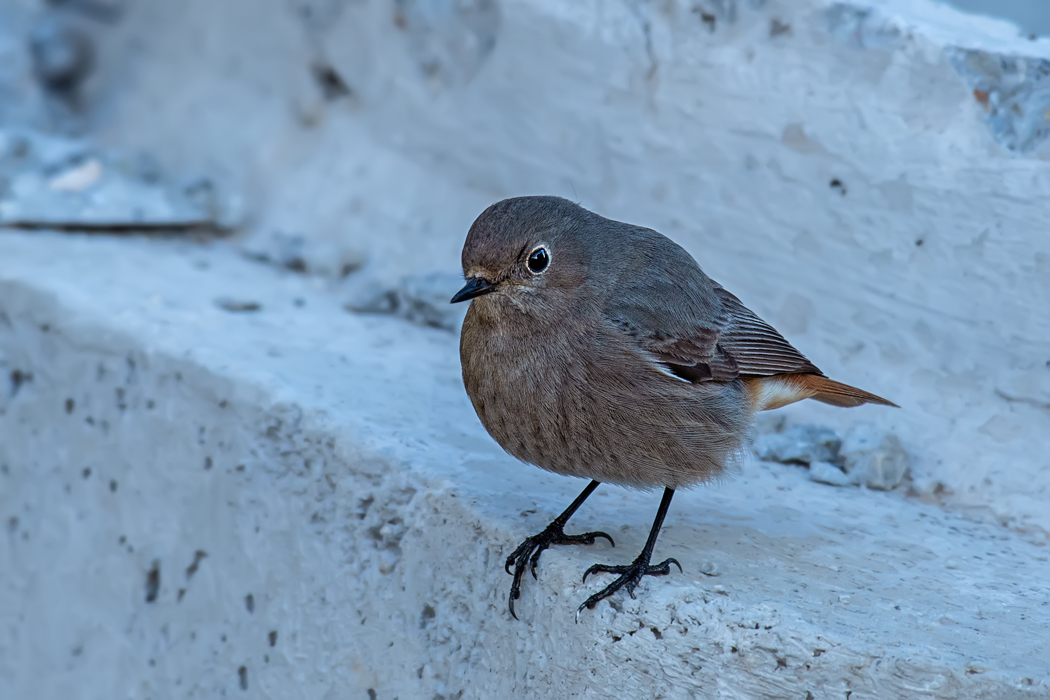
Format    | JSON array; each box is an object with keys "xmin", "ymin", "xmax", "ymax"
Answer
[
  {"xmin": 576, "ymin": 487, "xmax": 682, "ymax": 620},
  {"xmin": 505, "ymin": 480, "xmax": 614, "ymax": 619}
]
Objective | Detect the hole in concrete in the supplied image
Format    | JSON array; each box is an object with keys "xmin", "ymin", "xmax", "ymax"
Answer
[
  {"xmin": 310, "ymin": 61, "xmax": 351, "ymax": 100},
  {"xmin": 238, "ymin": 666, "xmax": 248, "ymax": 691},
  {"xmin": 651, "ymin": 627, "xmax": 663, "ymax": 640},
  {"xmin": 696, "ymin": 9, "xmax": 716, "ymax": 31},
  {"xmin": 9, "ymin": 369, "xmax": 32, "ymax": 397},
  {"xmin": 268, "ymin": 630, "xmax": 278, "ymax": 647},
  {"xmin": 65, "ymin": 398, "xmax": 75, "ymax": 414},
  {"xmin": 204, "ymin": 457, "xmax": 213, "ymax": 470},
  {"xmin": 829, "ymin": 178, "xmax": 847, "ymax": 195},
  {"xmin": 144, "ymin": 561, "xmax": 160, "ymax": 603},
  {"xmin": 186, "ymin": 550, "xmax": 208, "ymax": 578},
  {"xmin": 245, "ymin": 594, "xmax": 254, "ymax": 613},
  {"xmin": 420, "ymin": 604, "xmax": 436, "ymax": 627},
  {"xmin": 770, "ymin": 19, "xmax": 791, "ymax": 37},
  {"xmin": 366, "ymin": 689, "xmax": 377, "ymax": 700},
  {"xmin": 109, "ymin": 479, "xmax": 117, "ymax": 492},
  {"xmin": 82, "ymin": 467, "xmax": 91, "ymax": 478}
]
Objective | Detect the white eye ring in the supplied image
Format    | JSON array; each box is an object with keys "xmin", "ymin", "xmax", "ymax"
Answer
[{"xmin": 527, "ymin": 245, "xmax": 551, "ymax": 274}]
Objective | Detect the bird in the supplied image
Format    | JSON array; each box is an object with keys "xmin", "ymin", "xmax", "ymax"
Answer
[{"xmin": 450, "ymin": 196, "xmax": 896, "ymax": 619}]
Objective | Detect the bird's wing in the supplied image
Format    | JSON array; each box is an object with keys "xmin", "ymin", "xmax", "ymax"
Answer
[{"xmin": 605, "ymin": 276, "xmax": 821, "ymax": 384}]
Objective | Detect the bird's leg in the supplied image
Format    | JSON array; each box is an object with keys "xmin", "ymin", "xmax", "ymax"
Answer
[
  {"xmin": 576, "ymin": 487, "xmax": 682, "ymax": 620},
  {"xmin": 505, "ymin": 480, "xmax": 614, "ymax": 619}
]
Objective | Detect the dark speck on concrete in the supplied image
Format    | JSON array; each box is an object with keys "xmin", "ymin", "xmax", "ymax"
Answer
[
  {"xmin": 215, "ymin": 297, "xmax": 261, "ymax": 313},
  {"xmin": 186, "ymin": 550, "xmax": 208, "ymax": 578},
  {"xmin": 145, "ymin": 561, "xmax": 160, "ymax": 603},
  {"xmin": 10, "ymin": 369, "xmax": 32, "ymax": 397}
]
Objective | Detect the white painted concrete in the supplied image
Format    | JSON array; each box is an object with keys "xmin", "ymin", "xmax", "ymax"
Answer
[
  {"xmin": 2, "ymin": 232, "xmax": 1048, "ymax": 699},
  {"xmin": 3, "ymin": 0, "xmax": 1050, "ymax": 697},
  {"xmin": 80, "ymin": 0, "xmax": 1050, "ymax": 535}
]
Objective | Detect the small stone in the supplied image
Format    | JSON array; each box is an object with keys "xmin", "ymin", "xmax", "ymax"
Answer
[
  {"xmin": 754, "ymin": 424, "xmax": 841, "ymax": 465},
  {"xmin": 909, "ymin": 476, "xmax": 945, "ymax": 498},
  {"xmin": 699, "ymin": 560, "xmax": 721, "ymax": 577},
  {"xmin": 808, "ymin": 461, "xmax": 855, "ymax": 487},
  {"xmin": 842, "ymin": 424, "xmax": 909, "ymax": 491},
  {"xmin": 346, "ymin": 272, "xmax": 467, "ymax": 332},
  {"xmin": 214, "ymin": 297, "xmax": 261, "ymax": 313}
]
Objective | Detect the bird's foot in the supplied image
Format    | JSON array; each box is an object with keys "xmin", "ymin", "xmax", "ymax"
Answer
[
  {"xmin": 505, "ymin": 523, "xmax": 614, "ymax": 619},
  {"xmin": 576, "ymin": 556, "xmax": 682, "ymax": 621}
]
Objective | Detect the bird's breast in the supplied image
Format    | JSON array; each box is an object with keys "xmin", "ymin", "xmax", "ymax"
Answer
[{"xmin": 459, "ymin": 304, "xmax": 753, "ymax": 489}]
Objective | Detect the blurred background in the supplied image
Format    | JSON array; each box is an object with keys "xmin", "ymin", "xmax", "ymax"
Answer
[{"xmin": 2, "ymin": 0, "xmax": 1050, "ymax": 696}]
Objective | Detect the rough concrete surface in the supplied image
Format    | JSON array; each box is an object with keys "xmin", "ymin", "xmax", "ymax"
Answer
[
  {"xmin": 72, "ymin": 0, "xmax": 1050, "ymax": 535},
  {"xmin": 2, "ymin": 0, "xmax": 1050, "ymax": 698},
  {"xmin": 2, "ymin": 233, "xmax": 1048, "ymax": 700}
]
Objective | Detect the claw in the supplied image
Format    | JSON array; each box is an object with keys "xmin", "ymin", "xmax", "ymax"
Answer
[
  {"xmin": 509, "ymin": 591, "xmax": 519, "ymax": 621},
  {"xmin": 576, "ymin": 556, "xmax": 685, "ymax": 616},
  {"xmin": 503, "ymin": 522, "xmax": 613, "ymax": 620}
]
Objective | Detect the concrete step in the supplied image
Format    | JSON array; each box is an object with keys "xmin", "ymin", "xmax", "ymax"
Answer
[{"xmin": 2, "ymin": 232, "xmax": 1046, "ymax": 699}]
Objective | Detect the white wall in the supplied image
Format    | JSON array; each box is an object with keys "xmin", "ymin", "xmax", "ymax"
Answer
[{"xmin": 3, "ymin": 0, "xmax": 1050, "ymax": 698}]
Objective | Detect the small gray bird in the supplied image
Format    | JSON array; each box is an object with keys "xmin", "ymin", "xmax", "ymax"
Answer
[{"xmin": 451, "ymin": 196, "xmax": 895, "ymax": 619}]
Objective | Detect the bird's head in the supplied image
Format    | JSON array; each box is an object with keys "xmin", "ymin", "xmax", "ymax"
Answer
[{"xmin": 450, "ymin": 196, "xmax": 596, "ymax": 315}]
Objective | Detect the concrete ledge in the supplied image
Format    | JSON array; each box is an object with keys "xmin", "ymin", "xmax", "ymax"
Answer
[
  {"xmin": 73, "ymin": 0, "xmax": 1050, "ymax": 535},
  {"xmin": 2, "ymin": 232, "xmax": 1048, "ymax": 699}
]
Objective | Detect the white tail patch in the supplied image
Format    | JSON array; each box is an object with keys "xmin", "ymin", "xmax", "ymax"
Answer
[{"xmin": 746, "ymin": 376, "xmax": 812, "ymax": 411}]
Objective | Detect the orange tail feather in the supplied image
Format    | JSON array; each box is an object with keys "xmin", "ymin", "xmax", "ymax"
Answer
[{"xmin": 745, "ymin": 374, "xmax": 898, "ymax": 411}]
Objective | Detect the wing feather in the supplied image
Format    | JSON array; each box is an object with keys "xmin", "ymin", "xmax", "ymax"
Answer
[{"xmin": 605, "ymin": 276, "xmax": 820, "ymax": 383}]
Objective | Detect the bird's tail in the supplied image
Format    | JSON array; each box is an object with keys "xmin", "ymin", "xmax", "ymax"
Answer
[
  {"xmin": 744, "ymin": 374, "xmax": 898, "ymax": 411},
  {"xmin": 793, "ymin": 374, "xmax": 898, "ymax": 408}
]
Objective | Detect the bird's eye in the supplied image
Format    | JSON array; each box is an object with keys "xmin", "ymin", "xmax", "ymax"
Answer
[{"xmin": 527, "ymin": 246, "xmax": 550, "ymax": 274}]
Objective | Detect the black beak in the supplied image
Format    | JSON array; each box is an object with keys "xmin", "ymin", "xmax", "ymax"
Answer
[{"xmin": 450, "ymin": 277, "xmax": 496, "ymax": 304}]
